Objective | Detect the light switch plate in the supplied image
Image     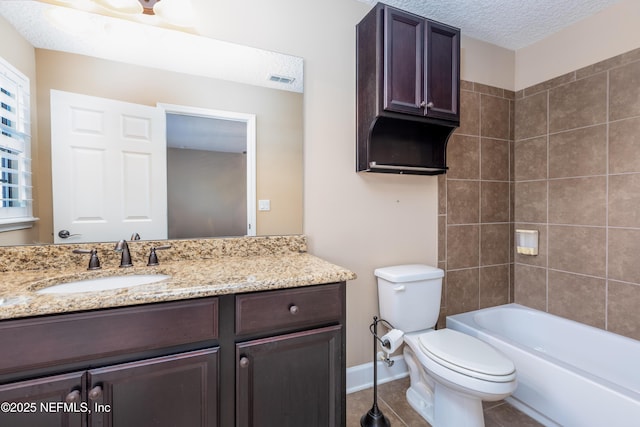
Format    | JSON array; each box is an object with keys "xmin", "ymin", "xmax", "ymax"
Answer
[{"xmin": 258, "ymin": 199, "xmax": 271, "ymax": 211}]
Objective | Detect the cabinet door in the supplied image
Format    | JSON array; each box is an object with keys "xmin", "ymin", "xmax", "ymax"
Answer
[
  {"xmin": 0, "ymin": 371, "xmax": 84, "ymax": 427},
  {"xmin": 87, "ymin": 348, "xmax": 218, "ymax": 427},
  {"xmin": 383, "ymin": 7, "xmax": 425, "ymax": 116},
  {"xmin": 236, "ymin": 325, "xmax": 343, "ymax": 427},
  {"xmin": 425, "ymin": 20, "xmax": 460, "ymax": 122}
]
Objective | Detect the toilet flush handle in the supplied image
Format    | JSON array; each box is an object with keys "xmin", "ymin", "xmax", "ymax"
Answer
[{"xmin": 393, "ymin": 285, "xmax": 406, "ymax": 292}]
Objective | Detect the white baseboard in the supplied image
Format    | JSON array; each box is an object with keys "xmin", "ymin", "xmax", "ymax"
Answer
[{"xmin": 346, "ymin": 355, "xmax": 409, "ymax": 394}]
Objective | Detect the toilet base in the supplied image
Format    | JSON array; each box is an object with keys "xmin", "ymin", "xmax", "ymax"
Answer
[
  {"xmin": 404, "ymin": 343, "xmax": 487, "ymax": 427},
  {"xmin": 405, "ymin": 379, "xmax": 485, "ymax": 427},
  {"xmin": 406, "ymin": 385, "xmax": 434, "ymax": 424}
]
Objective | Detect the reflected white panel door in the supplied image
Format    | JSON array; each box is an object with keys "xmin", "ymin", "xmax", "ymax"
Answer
[{"xmin": 51, "ymin": 90, "xmax": 167, "ymax": 243}]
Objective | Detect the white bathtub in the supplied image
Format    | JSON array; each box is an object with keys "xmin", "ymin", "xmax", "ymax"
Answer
[{"xmin": 447, "ymin": 303, "xmax": 640, "ymax": 427}]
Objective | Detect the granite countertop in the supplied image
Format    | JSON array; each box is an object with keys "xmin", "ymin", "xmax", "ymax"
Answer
[{"xmin": 0, "ymin": 236, "xmax": 356, "ymax": 321}]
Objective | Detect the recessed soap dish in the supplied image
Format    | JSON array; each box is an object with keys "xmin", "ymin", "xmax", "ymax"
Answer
[{"xmin": 516, "ymin": 229, "xmax": 539, "ymax": 256}]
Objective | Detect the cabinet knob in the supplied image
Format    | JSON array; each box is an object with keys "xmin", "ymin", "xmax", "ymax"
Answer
[
  {"xmin": 65, "ymin": 389, "xmax": 81, "ymax": 404},
  {"xmin": 289, "ymin": 304, "xmax": 299, "ymax": 315},
  {"xmin": 88, "ymin": 385, "xmax": 103, "ymax": 401},
  {"xmin": 421, "ymin": 101, "xmax": 434, "ymax": 109},
  {"xmin": 239, "ymin": 356, "xmax": 250, "ymax": 368}
]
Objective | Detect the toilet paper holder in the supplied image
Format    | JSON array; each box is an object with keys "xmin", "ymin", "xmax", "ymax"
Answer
[
  {"xmin": 361, "ymin": 316, "xmax": 397, "ymax": 427},
  {"xmin": 370, "ymin": 317, "xmax": 397, "ymax": 366}
]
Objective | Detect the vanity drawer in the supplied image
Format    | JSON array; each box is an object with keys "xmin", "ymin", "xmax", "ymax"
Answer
[
  {"xmin": 235, "ymin": 283, "xmax": 343, "ymax": 336},
  {"xmin": 0, "ymin": 297, "xmax": 218, "ymax": 375}
]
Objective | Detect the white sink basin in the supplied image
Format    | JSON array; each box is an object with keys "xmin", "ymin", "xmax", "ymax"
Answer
[{"xmin": 36, "ymin": 274, "xmax": 171, "ymax": 294}]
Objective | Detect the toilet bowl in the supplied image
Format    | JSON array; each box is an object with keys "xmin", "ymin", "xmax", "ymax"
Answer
[{"xmin": 375, "ymin": 264, "xmax": 517, "ymax": 427}]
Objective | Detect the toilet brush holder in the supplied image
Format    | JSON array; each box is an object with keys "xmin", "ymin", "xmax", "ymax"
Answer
[{"xmin": 360, "ymin": 316, "xmax": 395, "ymax": 427}]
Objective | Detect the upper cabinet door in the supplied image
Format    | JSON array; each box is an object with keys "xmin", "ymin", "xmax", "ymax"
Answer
[
  {"xmin": 425, "ymin": 20, "xmax": 460, "ymax": 122},
  {"xmin": 383, "ymin": 7, "xmax": 425, "ymax": 116}
]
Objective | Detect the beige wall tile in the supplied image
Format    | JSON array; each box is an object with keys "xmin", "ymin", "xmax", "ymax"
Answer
[
  {"xmin": 457, "ymin": 90, "xmax": 480, "ymax": 136},
  {"xmin": 514, "ymin": 264, "xmax": 547, "ymax": 310},
  {"xmin": 447, "ymin": 225, "xmax": 479, "ymax": 269},
  {"xmin": 460, "ymin": 80, "xmax": 474, "ymax": 91},
  {"xmin": 480, "ymin": 223, "xmax": 510, "ymax": 266},
  {"xmin": 608, "ymin": 228, "xmax": 640, "ymax": 284},
  {"xmin": 509, "ymin": 100, "xmax": 516, "ymax": 142},
  {"xmin": 480, "ymin": 265, "xmax": 510, "ymax": 308},
  {"xmin": 446, "ymin": 134, "xmax": 480, "ymax": 179},
  {"xmin": 515, "ymin": 91, "xmax": 547, "ymax": 140},
  {"xmin": 438, "ymin": 174, "xmax": 447, "ymax": 215},
  {"xmin": 548, "ymin": 125, "xmax": 607, "ymax": 178},
  {"xmin": 547, "ymin": 225, "xmax": 606, "ymax": 277},
  {"xmin": 609, "ymin": 117, "xmax": 640, "ymax": 174},
  {"xmin": 609, "ymin": 173, "xmax": 640, "ymax": 228},
  {"xmin": 523, "ymin": 71, "xmax": 575, "ymax": 97},
  {"xmin": 548, "ymin": 270, "xmax": 605, "ymax": 328},
  {"xmin": 439, "ymin": 261, "xmax": 447, "ymax": 309},
  {"xmin": 511, "ymin": 50, "xmax": 640, "ymax": 342},
  {"xmin": 446, "ymin": 268, "xmax": 479, "ymax": 315},
  {"xmin": 515, "ymin": 136, "xmax": 547, "ymax": 181},
  {"xmin": 481, "ymin": 95, "xmax": 511, "ymax": 140},
  {"xmin": 514, "ymin": 224, "xmax": 547, "ymax": 267},
  {"xmin": 447, "ymin": 180, "xmax": 480, "ymax": 224},
  {"xmin": 608, "ymin": 280, "xmax": 640, "ymax": 340},
  {"xmin": 438, "ymin": 215, "xmax": 446, "ymax": 263},
  {"xmin": 514, "ymin": 181, "xmax": 547, "ymax": 223},
  {"xmin": 481, "ymin": 182, "xmax": 510, "ymax": 223},
  {"xmin": 610, "ymin": 60, "xmax": 640, "ymax": 121},
  {"xmin": 548, "ymin": 177, "xmax": 606, "ymax": 226},
  {"xmin": 474, "ymin": 83, "xmax": 505, "ymax": 97},
  {"xmin": 481, "ymin": 138, "xmax": 510, "ymax": 181},
  {"xmin": 549, "ymin": 73, "xmax": 607, "ymax": 133}
]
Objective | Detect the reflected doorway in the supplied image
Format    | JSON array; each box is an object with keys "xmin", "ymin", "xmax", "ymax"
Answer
[{"xmin": 159, "ymin": 104, "xmax": 256, "ymax": 238}]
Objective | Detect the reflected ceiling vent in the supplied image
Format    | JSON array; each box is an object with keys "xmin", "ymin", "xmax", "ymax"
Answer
[{"xmin": 268, "ymin": 74, "xmax": 295, "ymax": 84}]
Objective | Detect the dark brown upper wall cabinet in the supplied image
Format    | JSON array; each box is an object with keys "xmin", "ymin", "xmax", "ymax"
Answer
[{"xmin": 357, "ymin": 3, "xmax": 460, "ymax": 175}]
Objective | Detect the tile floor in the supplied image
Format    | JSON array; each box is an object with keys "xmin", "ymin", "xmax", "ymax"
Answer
[{"xmin": 347, "ymin": 377, "xmax": 543, "ymax": 427}]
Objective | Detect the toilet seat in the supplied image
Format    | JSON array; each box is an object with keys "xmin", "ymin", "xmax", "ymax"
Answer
[{"xmin": 418, "ymin": 329, "xmax": 516, "ymax": 382}]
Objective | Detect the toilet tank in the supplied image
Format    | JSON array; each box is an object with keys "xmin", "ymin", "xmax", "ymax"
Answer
[{"xmin": 375, "ymin": 264, "xmax": 444, "ymax": 333}]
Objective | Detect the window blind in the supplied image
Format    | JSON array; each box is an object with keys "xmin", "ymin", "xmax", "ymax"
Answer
[{"xmin": 0, "ymin": 55, "xmax": 33, "ymax": 228}]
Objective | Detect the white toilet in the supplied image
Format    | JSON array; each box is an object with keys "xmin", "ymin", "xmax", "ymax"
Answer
[{"xmin": 375, "ymin": 264, "xmax": 517, "ymax": 427}]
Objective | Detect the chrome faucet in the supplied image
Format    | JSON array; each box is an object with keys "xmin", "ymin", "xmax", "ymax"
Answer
[{"xmin": 114, "ymin": 240, "xmax": 133, "ymax": 268}]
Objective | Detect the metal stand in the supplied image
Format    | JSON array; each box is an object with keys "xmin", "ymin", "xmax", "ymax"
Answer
[{"xmin": 360, "ymin": 316, "xmax": 395, "ymax": 427}]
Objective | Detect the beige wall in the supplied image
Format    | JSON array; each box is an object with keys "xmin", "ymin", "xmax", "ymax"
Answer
[
  {"xmin": 34, "ymin": 50, "xmax": 303, "ymax": 241},
  {"xmin": 515, "ymin": 0, "xmax": 640, "ymax": 90}
]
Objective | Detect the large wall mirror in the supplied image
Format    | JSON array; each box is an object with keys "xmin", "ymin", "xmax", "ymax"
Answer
[{"xmin": 0, "ymin": 0, "xmax": 304, "ymax": 246}]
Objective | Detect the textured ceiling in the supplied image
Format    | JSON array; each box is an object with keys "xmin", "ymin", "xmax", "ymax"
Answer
[
  {"xmin": 358, "ymin": 0, "xmax": 624, "ymax": 50},
  {"xmin": 0, "ymin": 1, "xmax": 303, "ymax": 93}
]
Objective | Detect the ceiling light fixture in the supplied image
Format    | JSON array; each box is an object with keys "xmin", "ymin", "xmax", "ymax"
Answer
[{"xmin": 38, "ymin": 0, "xmax": 197, "ymax": 31}]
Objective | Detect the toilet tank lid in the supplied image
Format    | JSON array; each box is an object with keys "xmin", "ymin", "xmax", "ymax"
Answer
[{"xmin": 374, "ymin": 264, "xmax": 444, "ymax": 282}]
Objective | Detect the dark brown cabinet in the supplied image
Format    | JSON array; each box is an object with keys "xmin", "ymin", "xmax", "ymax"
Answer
[
  {"xmin": 88, "ymin": 348, "xmax": 218, "ymax": 427},
  {"xmin": 236, "ymin": 326, "xmax": 342, "ymax": 427},
  {"xmin": 0, "ymin": 283, "xmax": 346, "ymax": 427},
  {"xmin": 357, "ymin": 3, "xmax": 460, "ymax": 174},
  {"xmin": 0, "ymin": 349, "xmax": 218, "ymax": 427},
  {"xmin": 0, "ymin": 371, "xmax": 84, "ymax": 427}
]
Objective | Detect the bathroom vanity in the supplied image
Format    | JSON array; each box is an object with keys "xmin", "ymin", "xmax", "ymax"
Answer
[{"xmin": 0, "ymin": 236, "xmax": 354, "ymax": 427}]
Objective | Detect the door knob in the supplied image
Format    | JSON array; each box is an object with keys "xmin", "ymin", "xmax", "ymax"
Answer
[{"xmin": 58, "ymin": 230, "xmax": 81, "ymax": 239}]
